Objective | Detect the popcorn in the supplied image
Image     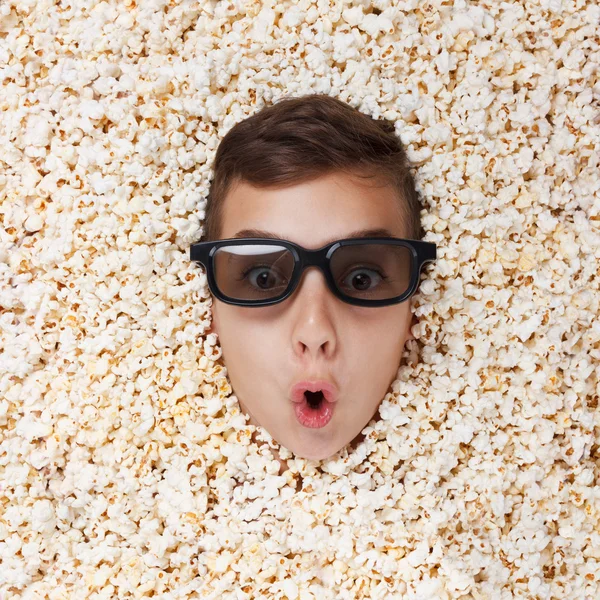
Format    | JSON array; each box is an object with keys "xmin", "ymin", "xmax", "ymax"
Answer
[
  {"xmin": 1, "ymin": 0, "xmax": 598, "ymax": 598},
  {"xmin": 15, "ymin": 414, "xmax": 53, "ymax": 442},
  {"xmin": 31, "ymin": 499, "xmax": 57, "ymax": 535}
]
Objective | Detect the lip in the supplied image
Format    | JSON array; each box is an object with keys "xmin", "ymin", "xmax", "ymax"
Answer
[{"xmin": 290, "ymin": 380, "xmax": 339, "ymax": 404}]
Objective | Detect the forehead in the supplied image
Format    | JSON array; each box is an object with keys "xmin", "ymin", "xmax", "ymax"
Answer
[{"xmin": 220, "ymin": 171, "xmax": 405, "ymax": 245}]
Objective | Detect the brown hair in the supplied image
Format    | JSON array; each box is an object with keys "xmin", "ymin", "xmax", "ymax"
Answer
[{"xmin": 201, "ymin": 93, "xmax": 425, "ymax": 243}]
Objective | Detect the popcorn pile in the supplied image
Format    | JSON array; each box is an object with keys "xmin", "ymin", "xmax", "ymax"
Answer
[{"xmin": 1, "ymin": 0, "xmax": 599, "ymax": 598}]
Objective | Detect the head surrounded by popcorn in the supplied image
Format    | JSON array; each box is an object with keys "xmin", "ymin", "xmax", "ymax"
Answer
[{"xmin": 192, "ymin": 93, "xmax": 436, "ymax": 465}]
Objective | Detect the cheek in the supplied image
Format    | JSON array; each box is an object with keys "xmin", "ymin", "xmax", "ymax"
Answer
[
  {"xmin": 348, "ymin": 324, "xmax": 409, "ymax": 374},
  {"xmin": 218, "ymin": 319, "xmax": 278, "ymax": 362},
  {"xmin": 357, "ymin": 316, "xmax": 409, "ymax": 346}
]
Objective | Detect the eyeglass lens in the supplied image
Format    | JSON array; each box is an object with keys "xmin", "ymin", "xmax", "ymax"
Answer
[{"xmin": 212, "ymin": 243, "xmax": 413, "ymax": 302}]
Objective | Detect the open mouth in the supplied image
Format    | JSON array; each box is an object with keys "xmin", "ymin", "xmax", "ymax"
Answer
[
  {"xmin": 293, "ymin": 388, "xmax": 335, "ymax": 428},
  {"xmin": 304, "ymin": 390, "xmax": 325, "ymax": 409}
]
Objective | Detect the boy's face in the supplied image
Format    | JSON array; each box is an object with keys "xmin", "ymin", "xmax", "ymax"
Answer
[{"xmin": 206, "ymin": 171, "xmax": 416, "ymax": 461}]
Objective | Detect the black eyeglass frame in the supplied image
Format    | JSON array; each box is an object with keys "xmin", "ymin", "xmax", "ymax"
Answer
[{"xmin": 189, "ymin": 237, "xmax": 437, "ymax": 308}]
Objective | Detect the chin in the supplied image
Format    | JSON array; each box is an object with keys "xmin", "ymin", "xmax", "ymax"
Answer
[
  {"xmin": 294, "ymin": 452, "xmax": 334, "ymax": 461},
  {"xmin": 288, "ymin": 443, "xmax": 342, "ymax": 462}
]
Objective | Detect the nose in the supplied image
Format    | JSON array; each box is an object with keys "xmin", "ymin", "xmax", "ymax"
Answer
[
  {"xmin": 293, "ymin": 264, "xmax": 334, "ymax": 302},
  {"xmin": 290, "ymin": 266, "xmax": 338, "ymax": 355}
]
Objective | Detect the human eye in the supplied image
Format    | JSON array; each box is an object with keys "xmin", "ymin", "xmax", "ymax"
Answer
[
  {"xmin": 239, "ymin": 264, "xmax": 287, "ymax": 291},
  {"xmin": 339, "ymin": 266, "xmax": 389, "ymax": 292}
]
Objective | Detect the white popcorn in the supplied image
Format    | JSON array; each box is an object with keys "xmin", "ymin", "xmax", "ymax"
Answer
[
  {"xmin": 249, "ymin": 6, "xmax": 276, "ymax": 43},
  {"xmin": 286, "ymin": 6, "xmax": 309, "ymax": 29},
  {"xmin": 282, "ymin": 579, "xmax": 299, "ymax": 599},
  {"xmin": 514, "ymin": 313, "xmax": 543, "ymax": 343},
  {"xmin": 357, "ymin": 13, "xmax": 394, "ymax": 38},
  {"xmin": 79, "ymin": 99, "xmax": 105, "ymax": 121},
  {"xmin": 88, "ymin": 171, "xmax": 119, "ymax": 194},
  {"xmin": 342, "ymin": 6, "xmax": 364, "ymax": 27},
  {"xmin": 2, "ymin": 1, "xmax": 598, "ymax": 598},
  {"xmin": 22, "ymin": 114, "xmax": 53, "ymax": 147},
  {"xmin": 15, "ymin": 414, "xmax": 53, "ymax": 442},
  {"xmin": 31, "ymin": 499, "xmax": 56, "ymax": 535}
]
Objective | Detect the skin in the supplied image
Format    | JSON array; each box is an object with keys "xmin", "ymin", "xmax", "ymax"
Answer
[{"xmin": 205, "ymin": 171, "xmax": 417, "ymax": 474}]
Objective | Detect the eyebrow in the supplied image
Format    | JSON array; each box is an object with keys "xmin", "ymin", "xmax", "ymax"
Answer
[{"xmin": 230, "ymin": 227, "xmax": 398, "ymax": 246}]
